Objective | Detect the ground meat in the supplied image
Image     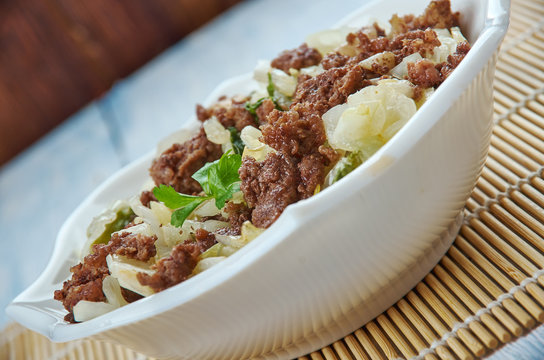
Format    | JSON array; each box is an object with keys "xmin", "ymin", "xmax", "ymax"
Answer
[
  {"xmin": 194, "ymin": 228, "xmax": 217, "ymax": 250},
  {"xmin": 389, "ymin": 0, "xmax": 459, "ymax": 35},
  {"xmin": 246, "ymin": 65, "xmax": 360, "ymax": 226},
  {"xmin": 110, "ymin": 232, "xmax": 157, "ymax": 262},
  {"xmin": 292, "ymin": 65, "xmax": 368, "ymax": 116},
  {"xmin": 239, "ymin": 153, "xmax": 299, "ymax": 228},
  {"xmin": 448, "ymin": 42, "xmax": 470, "ymax": 67},
  {"xmin": 54, "ymin": 244, "xmax": 110, "ymax": 316},
  {"xmin": 54, "ymin": 275, "xmax": 107, "ymax": 320},
  {"xmin": 137, "ymin": 243, "xmax": 200, "ymax": 292},
  {"xmin": 318, "ymin": 145, "xmax": 341, "ymax": 165},
  {"xmin": 121, "ymin": 288, "xmax": 143, "ymax": 303},
  {"xmin": 390, "ymin": 29, "xmax": 441, "ymax": 59},
  {"xmin": 437, "ymin": 41, "xmax": 470, "ymax": 80},
  {"xmin": 261, "ymin": 107, "xmax": 326, "ymax": 158},
  {"xmin": 255, "ymin": 98, "xmax": 276, "ymax": 124},
  {"xmin": 215, "ymin": 226, "xmax": 241, "ymax": 236},
  {"xmin": 343, "ymin": 27, "xmax": 440, "ymax": 65},
  {"xmin": 197, "ymin": 97, "xmax": 257, "ymax": 131},
  {"xmin": 149, "ymin": 129, "xmax": 222, "ymax": 194},
  {"xmin": 224, "ymin": 201, "xmax": 252, "ymax": 234},
  {"xmin": 195, "ymin": 104, "xmax": 209, "ymax": 122},
  {"xmin": 414, "ymin": 0, "xmax": 460, "ymax": 29},
  {"xmin": 346, "ymin": 32, "xmax": 392, "ymax": 60},
  {"xmin": 137, "ymin": 232, "xmax": 215, "ymax": 292},
  {"xmin": 139, "ymin": 190, "xmax": 156, "ymax": 207},
  {"xmin": 408, "ymin": 59, "xmax": 442, "ymax": 88},
  {"xmin": 271, "ymin": 43, "xmax": 322, "ymax": 73},
  {"xmin": 297, "ymin": 153, "xmax": 328, "ymax": 199},
  {"xmin": 321, "ymin": 52, "xmax": 350, "ymax": 70},
  {"xmin": 54, "ymin": 232, "xmax": 158, "ymax": 320}
]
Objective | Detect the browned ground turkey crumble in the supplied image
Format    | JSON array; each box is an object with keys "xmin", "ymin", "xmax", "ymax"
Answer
[
  {"xmin": 54, "ymin": 232, "xmax": 157, "ymax": 321},
  {"xmin": 271, "ymin": 43, "xmax": 323, "ymax": 73},
  {"xmin": 139, "ymin": 190, "xmax": 156, "ymax": 207},
  {"xmin": 149, "ymin": 129, "xmax": 222, "ymax": 195},
  {"xmin": 240, "ymin": 153, "xmax": 300, "ymax": 228},
  {"xmin": 407, "ymin": 59, "xmax": 442, "ymax": 88},
  {"xmin": 437, "ymin": 41, "xmax": 470, "ymax": 79},
  {"xmin": 57, "ymin": 0, "xmax": 470, "ymax": 322},
  {"xmin": 223, "ymin": 201, "xmax": 253, "ymax": 233},
  {"xmin": 255, "ymin": 98, "xmax": 276, "ymax": 124},
  {"xmin": 196, "ymin": 97, "xmax": 256, "ymax": 131},
  {"xmin": 137, "ymin": 229, "xmax": 216, "ymax": 292}
]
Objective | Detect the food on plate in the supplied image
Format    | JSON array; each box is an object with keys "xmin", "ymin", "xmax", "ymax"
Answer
[{"xmin": 54, "ymin": 0, "xmax": 470, "ymax": 322}]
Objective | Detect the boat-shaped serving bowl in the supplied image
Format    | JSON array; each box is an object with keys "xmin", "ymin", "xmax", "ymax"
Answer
[{"xmin": 7, "ymin": 0, "xmax": 509, "ymax": 358}]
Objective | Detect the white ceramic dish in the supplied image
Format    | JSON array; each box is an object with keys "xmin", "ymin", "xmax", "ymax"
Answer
[{"xmin": 7, "ymin": 0, "xmax": 509, "ymax": 358}]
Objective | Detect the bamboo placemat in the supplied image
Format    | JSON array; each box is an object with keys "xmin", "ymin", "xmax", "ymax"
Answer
[{"xmin": 2, "ymin": 0, "xmax": 543, "ymax": 359}]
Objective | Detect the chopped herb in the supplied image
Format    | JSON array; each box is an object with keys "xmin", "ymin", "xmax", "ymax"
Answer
[
  {"xmin": 267, "ymin": 72, "xmax": 291, "ymax": 110},
  {"xmin": 153, "ymin": 151, "xmax": 242, "ymax": 227},
  {"xmin": 244, "ymin": 73, "xmax": 288, "ymax": 122},
  {"xmin": 267, "ymin": 72, "xmax": 275, "ymax": 98},
  {"xmin": 152, "ymin": 185, "xmax": 202, "ymax": 209},
  {"xmin": 228, "ymin": 127, "xmax": 245, "ymax": 155},
  {"xmin": 244, "ymin": 98, "xmax": 265, "ymax": 117},
  {"xmin": 171, "ymin": 200, "xmax": 204, "ymax": 226}
]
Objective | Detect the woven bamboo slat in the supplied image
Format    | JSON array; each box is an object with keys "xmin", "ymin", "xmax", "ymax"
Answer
[{"xmin": 1, "ymin": 0, "xmax": 543, "ymax": 359}]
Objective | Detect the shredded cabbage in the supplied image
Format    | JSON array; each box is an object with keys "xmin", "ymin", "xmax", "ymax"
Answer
[
  {"xmin": 83, "ymin": 200, "xmax": 134, "ymax": 258},
  {"xmin": 106, "ymin": 254, "xmax": 155, "ymax": 297},
  {"xmin": 306, "ymin": 27, "xmax": 355, "ymax": 55},
  {"xmin": 324, "ymin": 79, "xmax": 417, "ymax": 156},
  {"xmin": 241, "ymin": 126, "xmax": 276, "ymax": 162},
  {"xmin": 203, "ymin": 116, "xmax": 231, "ymax": 145},
  {"xmin": 390, "ymin": 53, "xmax": 423, "ymax": 79},
  {"xmin": 102, "ymin": 275, "xmax": 128, "ymax": 308},
  {"xmin": 73, "ymin": 300, "xmax": 117, "ymax": 322},
  {"xmin": 192, "ymin": 257, "xmax": 226, "ymax": 275},
  {"xmin": 359, "ymin": 51, "xmax": 396, "ymax": 72}
]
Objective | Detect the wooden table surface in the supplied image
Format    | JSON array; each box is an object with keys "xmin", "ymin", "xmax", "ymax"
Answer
[{"xmin": 0, "ymin": 0, "xmax": 240, "ymax": 166}]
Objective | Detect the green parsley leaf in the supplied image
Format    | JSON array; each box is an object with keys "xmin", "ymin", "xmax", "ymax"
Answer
[
  {"xmin": 191, "ymin": 162, "xmax": 215, "ymax": 195},
  {"xmin": 214, "ymin": 182, "xmax": 241, "ymax": 209},
  {"xmin": 153, "ymin": 151, "xmax": 243, "ymax": 227},
  {"xmin": 193, "ymin": 151, "xmax": 241, "ymax": 201},
  {"xmin": 207, "ymin": 152, "xmax": 242, "ymax": 209},
  {"xmin": 171, "ymin": 199, "xmax": 205, "ymax": 227},
  {"xmin": 153, "ymin": 184, "xmax": 206, "ymax": 208},
  {"xmin": 228, "ymin": 127, "xmax": 245, "ymax": 155},
  {"xmin": 216, "ymin": 150, "xmax": 242, "ymax": 185},
  {"xmin": 244, "ymin": 73, "xmax": 287, "ymax": 122}
]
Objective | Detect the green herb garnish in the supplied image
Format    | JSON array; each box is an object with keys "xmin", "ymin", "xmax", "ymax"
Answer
[
  {"xmin": 266, "ymin": 72, "xmax": 276, "ymax": 98},
  {"xmin": 267, "ymin": 72, "xmax": 291, "ymax": 110},
  {"xmin": 228, "ymin": 127, "xmax": 245, "ymax": 155},
  {"xmin": 244, "ymin": 72, "xmax": 287, "ymax": 122},
  {"xmin": 244, "ymin": 98, "xmax": 265, "ymax": 117},
  {"xmin": 153, "ymin": 151, "xmax": 242, "ymax": 227}
]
